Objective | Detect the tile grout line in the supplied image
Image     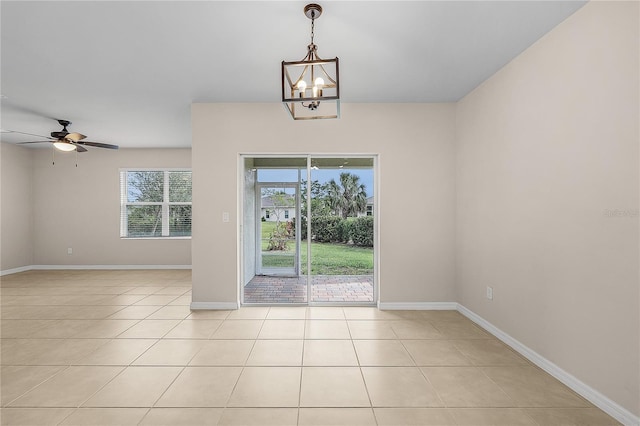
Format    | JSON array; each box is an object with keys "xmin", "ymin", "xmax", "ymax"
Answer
[
  {"xmin": 220, "ymin": 316, "xmax": 266, "ymax": 411},
  {"xmin": 2, "ymin": 364, "xmax": 72, "ymax": 409},
  {"xmin": 69, "ymin": 295, "xmax": 179, "ymax": 413},
  {"xmin": 137, "ymin": 407, "xmax": 153, "ymax": 426},
  {"xmin": 68, "ymin": 364, "xmax": 128, "ymax": 410},
  {"xmin": 345, "ymin": 308, "xmax": 380, "ymax": 426},
  {"xmin": 68, "ymin": 290, "xmax": 176, "ymax": 411},
  {"xmin": 122, "ymin": 297, "xmax": 198, "ymax": 412},
  {"xmin": 149, "ymin": 364, "xmax": 189, "ymax": 410},
  {"xmin": 296, "ymin": 306, "xmax": 306, "ymax": 426}
]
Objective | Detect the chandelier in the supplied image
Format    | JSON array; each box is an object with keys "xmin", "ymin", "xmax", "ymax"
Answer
[{"xmin": 281, "ymin": 3, "xmax": 340, "ymax": 120}]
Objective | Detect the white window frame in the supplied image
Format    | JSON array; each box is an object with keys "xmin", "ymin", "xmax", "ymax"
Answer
[{"xmin": 120, "ymin": 168, "xmax": 192, "ymax": 239}]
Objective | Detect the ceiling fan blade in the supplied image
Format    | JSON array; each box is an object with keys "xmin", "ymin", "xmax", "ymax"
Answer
[
  {"xmin": 77, "ymin": 141, "xmax": 119, "ymax": 150},
  {"xmin": 3, "ymin": 130, "xmax": 53, "ymax": 139},
  {"xmin": 16, "ymin": 140, "xmax": 53, "ymax": 145},
  {"xmin": 65, "ymin": 132, "xmax": 86, "ymax": 142},
  {"xmin": 75, "ymin": 144, "xmax": 88, "ymax": 153},
  {"xmin": 2, "ymin": 99, "xmax": 58, "ymax": 121}
]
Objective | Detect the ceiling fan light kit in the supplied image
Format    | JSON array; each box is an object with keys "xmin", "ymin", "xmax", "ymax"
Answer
[
  {"xmin": 53, "ymin": 141, "xmax": 76, "ymax": 152},
  {"xmin": 282, "ymin": 3, "xmax": 340, "ymax": 120}
]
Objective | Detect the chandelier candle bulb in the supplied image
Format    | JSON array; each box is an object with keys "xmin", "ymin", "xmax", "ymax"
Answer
[
  {"xmin": 315, "ymin": 77, "xmax": 324, "ymax": 96},
  {"xmin": 297, "ymin": 80, "xmax": 307, "ymax": 97}
]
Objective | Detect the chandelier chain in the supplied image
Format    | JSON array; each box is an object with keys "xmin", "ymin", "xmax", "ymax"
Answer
[{"xmin": 311, "ymin": 17, "xmax": 315, "ymax": 45}]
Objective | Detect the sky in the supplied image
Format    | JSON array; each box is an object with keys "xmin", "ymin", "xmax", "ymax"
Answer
[{"xmin": 257, "ymin": 168, "xmax": 374, "ymax": 198}]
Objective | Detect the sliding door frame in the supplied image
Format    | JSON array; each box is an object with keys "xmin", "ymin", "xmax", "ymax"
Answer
[{"xmin": 239, "ymin": 153, "xmax": 379, "ymax": 306}]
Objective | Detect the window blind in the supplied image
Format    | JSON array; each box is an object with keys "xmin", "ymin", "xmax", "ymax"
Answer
[{"xmin": 120, "ymin": 169, "xmax": 192, "ymax": 238}]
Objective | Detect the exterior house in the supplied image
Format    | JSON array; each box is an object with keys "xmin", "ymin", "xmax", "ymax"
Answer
[
  {"xmin": 357, "ymin": 196, "xmax": 374, "ymax": 217},
  {"xmin": 261, "ymin": 194, "xmax": 296, "ymax": 222}
]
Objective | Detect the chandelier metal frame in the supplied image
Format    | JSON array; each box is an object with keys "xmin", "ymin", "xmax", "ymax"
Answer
[{"xmin": 281, "ymin": 4, "xmax": 340, "ymax": 120}]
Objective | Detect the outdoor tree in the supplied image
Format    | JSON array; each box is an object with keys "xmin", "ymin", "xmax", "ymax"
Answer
[
  {"xmin": 301, "ymin": 179, "xmax": 331, "ymax": 217},
  {"xmin": 168, "ymin": 171, "xmax": 192, "ymax": 236},
  {"xmin": 126, "ymin": 171, "xmax": 192, "ymax": 237},
  {"xmin": 326, "ymin": 172, "xmax": 368, "ymax": 218},
  {"xmin": 126, "ymin": 171, "xmax": 163, "ymax": 236}
]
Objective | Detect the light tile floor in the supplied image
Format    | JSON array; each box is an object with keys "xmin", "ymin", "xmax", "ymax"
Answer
[{"xmin": 0, "ymin": 270, "xmax": 620, "ymax": 425}]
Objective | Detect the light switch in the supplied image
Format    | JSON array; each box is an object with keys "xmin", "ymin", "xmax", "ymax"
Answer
[{"xmin": 222, "ymin": 212, "xmax": 230, "ymax": 222}]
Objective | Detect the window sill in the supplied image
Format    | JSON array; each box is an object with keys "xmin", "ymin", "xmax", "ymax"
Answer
[{"xmin": 121, "ymin": 237, "xmax": 192, "ymax": 240}]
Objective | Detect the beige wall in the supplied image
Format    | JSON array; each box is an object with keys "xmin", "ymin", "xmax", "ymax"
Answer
[
  {"xmin": 192, "ymin": 103, "xmax": 457, "ymax": 306},
  {"xmin": 31, "ymin": 148, "xmax": 192, "ymax": 266},
  {"xmin": 456, "ymin": 1, "xmax": 639, "ymax": 416},
  {"xmin": 1, "ymin": 142, "xmax": 34, "ymax": 271}
]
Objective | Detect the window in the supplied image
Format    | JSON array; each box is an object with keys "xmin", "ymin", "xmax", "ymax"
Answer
[
  {"xmin": 284, "ymin": 210, "xmax": 289, "ymax": 219},
  {"xmin": 366, "ymin": 205, "xmax": 373, "ymax": 216},
  {"xmin": 120, "ymin": 170, "xmax": 192, "ymax": 238},
  {"xmin": 265, "ymin": 210, "xmax": 270, "ymax": 219}
]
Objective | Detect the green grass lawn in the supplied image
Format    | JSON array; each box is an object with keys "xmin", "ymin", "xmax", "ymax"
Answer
[
  {"xmin": 262, "ymin": 218, "xmax": 373, "ymax": 275},
  {"xmin": 301, "ymin": 241, "xmax": 373, "ymax": 275},
  {"xmin": 260, "ymin": 220, "xmax": 373, "ymax": 275}
]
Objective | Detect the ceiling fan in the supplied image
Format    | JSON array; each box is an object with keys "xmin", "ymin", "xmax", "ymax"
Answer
[{"xmin": 8, "ymin": 119, "xmax": 118, "ymax": 152}]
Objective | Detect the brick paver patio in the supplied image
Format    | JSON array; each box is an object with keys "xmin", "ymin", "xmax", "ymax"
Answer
[{"xmin": 244, "ymin": 275, "xmax": 374, "ymax": 303}]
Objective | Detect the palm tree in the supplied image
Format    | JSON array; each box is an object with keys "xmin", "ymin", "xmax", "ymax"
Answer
[{"xmin": 327, "ymin": 172, "xmax": 368, "ymax": 218}]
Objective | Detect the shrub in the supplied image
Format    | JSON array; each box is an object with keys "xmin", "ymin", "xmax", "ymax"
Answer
[
  {"xmin": 291, "ymin": 217, "xmax": 307, "ymax": 240},
  {"xmin": 267, "ymin": 221, "xmax": 294, "ymax": 251},
  {"xmin": 311, "ymin": 216, "xmax": 342, "ymax": 243},
  {"xmin": 293, "ymin": 215, "xmax": 372, "ymax": 247},
  {"xmin": 337, "ymin": 218, "xmax": 353, "ymax": 243},
  {"xmin": 351, "ymin": 216, "xmax": 374, "ymax": 247}
]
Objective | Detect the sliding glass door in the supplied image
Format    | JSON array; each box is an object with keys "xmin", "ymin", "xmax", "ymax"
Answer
[
  {"xmin": 242, "ymin": 155, "xmax": 375, "ymax": 305},
  {"xmin": 308, "ymin": 157, "xmax": 374, "ymax": 303}
]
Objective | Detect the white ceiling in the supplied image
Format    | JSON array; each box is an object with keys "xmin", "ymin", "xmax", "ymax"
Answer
[{"xmin": 1, "ymin": 1, "xmax": 586, "ymax": 149}]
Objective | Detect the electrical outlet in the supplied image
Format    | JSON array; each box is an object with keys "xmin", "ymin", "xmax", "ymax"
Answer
[
  {"xmin": 486, "ymin": 286, "xmax": 493, "ymax": 300},
  {"xmin": 67, "ymin": 247, "xmax": 73, "ymax": 255}
]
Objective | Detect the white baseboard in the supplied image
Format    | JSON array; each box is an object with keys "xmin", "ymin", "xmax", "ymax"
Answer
[
  {"xmin": 31, "ymin": 264, "xmax": 192, "ymax": 270},
  {"xmin": 0, "ymin": 265, "xmax": 33, "ymax": 276},
  {"xmin": 190, "ymin": 301, "xmax": 238, "ymax": 310},
  {"xmin": 378, "ymin": 301, "xmax": 458, "ymax": 310},
  {"xmin": 457, "ymin": 304, "xmax": 640, "ymax": 426},
  {"xmin": 1, "ymin": 264, "xmax": 192, "ymax": 276}
]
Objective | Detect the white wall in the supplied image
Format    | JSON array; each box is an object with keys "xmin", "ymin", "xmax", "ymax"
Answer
[
  {"xmin": 192, "ymin": 103, "xmax": 457, "ymax": 306},
  {"xmin": 1, "ymin": 142, "xmax": 34, "ymax": 272},
  {"xmin": 456, "ymin": 1, "xmax": 639, "ymax": 417},
  {"xmin": 31, "ymin": 148, "xmax": 192, "ymax": 266}
]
